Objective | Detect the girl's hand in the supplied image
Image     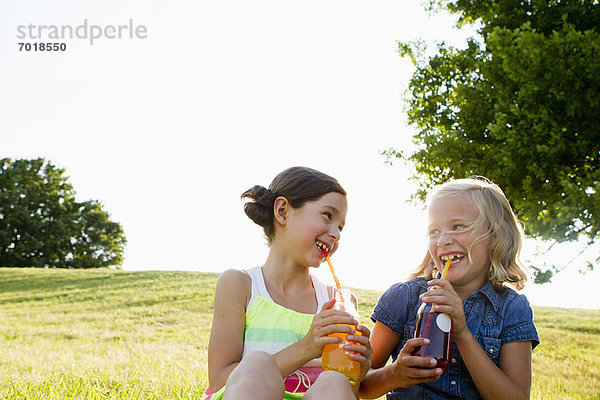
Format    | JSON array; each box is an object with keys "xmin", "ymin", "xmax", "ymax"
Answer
[
  {"xmin": 390, "ymin": 338, "xmax": 444, "ymax": 387},
  {"xmin": 345, "ymin": 324, "xmax": 373, "ymax": 382},
  {"xmin": 421, "ymin": 279, "xmax": 468, "ymax": 338},
  {"xmin": 300, "ymin": 298, "xmax": 358, "ymax": 359}
]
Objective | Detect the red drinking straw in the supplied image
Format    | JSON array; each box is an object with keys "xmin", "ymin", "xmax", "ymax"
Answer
[{"xmin": 321, "ymin": 248, "xmax": 342, "ymax": 290}]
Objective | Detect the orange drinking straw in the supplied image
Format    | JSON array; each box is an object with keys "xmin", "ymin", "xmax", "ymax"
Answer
[
  {"xmin": 431, "ymin": 258, "xmax": 452, "ymax": 309},
  {"xmin": 321, "ymin": 248, "xmax": 342, "ymax": 290}
]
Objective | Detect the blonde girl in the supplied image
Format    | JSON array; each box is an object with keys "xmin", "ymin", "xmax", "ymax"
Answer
[{"xmin": 360, "ymin": 177, "xmax": 539, "ymax": 399}]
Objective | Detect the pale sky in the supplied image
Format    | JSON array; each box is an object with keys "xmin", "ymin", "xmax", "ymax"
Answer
[{"xmin": 2, "ymin": 0, "xmax": 599, "ymax": 309}]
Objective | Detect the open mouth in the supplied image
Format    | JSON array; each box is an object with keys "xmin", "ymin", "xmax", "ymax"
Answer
[
  {"xmin": 440, "ymin": 254, "xmax": 464, "ymax": 265},
  {"xmin": 316, "ymin": 241, "xmax": 331, "ymax": 255}
]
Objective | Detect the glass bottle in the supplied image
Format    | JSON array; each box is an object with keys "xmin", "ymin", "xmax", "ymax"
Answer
[
  {"xmin": 321, "ymin": 288, "xmax": 361, "ymax": 384},
  {"xmin": 412, "ymin": 300, "xmax": 452, "ymax": 373}
]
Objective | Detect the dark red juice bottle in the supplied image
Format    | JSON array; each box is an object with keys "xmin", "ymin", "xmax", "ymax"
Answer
[{"xmin": 412, "ymin": 301, "xmax": 453, "ymax": 373}]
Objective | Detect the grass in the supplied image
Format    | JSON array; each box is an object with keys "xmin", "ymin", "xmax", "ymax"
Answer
[
  {"xmin": 530, "ymin": 307, "xmax": 600, "ymax": 398},
  {"xmin": 1, "ymin": 268, "xmax": 599, "ymax": 399},
  {"xmin": 0, "ymin": 268, "xmax": 214, "ymax": 399}
]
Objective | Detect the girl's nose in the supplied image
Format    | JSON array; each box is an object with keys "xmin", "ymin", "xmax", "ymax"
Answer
[
  {"xmin": 437, "ymin": 231, "xmax": 453, "ymax": 247},
  {"xmin": 328, "ymin": 227, "xmax": 340, "ymax": 242}
]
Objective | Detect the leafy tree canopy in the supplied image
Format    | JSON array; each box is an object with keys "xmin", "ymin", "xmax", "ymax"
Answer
[
  {"xmin": 390, "ymin": 0, "xmax": 600, "ymax": 282},
  {"xmin": 0, "ymin": 158, "xmax": 126, "ymax": 268}
]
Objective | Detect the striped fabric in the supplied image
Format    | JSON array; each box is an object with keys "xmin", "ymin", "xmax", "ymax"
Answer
[
  {"xmin": 242, "ymin": 266, "xmax": 330, "ymax": 357},
  {"xmin": 243, "ymin": 295, "xmax": 314, "ymax": 356},
  {"xmin": 242, "ymin": 267, "xmax": 329, "ymax": 358}
]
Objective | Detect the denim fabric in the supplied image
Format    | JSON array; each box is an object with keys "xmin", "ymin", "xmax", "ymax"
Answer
[{"xmin": 371, "ymin": 278, "xmax": 539, "ymax": 400}]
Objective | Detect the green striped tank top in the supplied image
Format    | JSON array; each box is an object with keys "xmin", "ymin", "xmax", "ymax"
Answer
[{"xmin": 242, "ymin": 266, "xmax": 330, "ymax": 357}]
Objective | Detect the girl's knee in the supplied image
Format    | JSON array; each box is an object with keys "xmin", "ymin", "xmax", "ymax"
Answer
[
  {"xmin": 239, "ymin": 351, "xmax": 278, "ymax": 370},
  {"xmin": 234, "ymin": 351, "xmax": 282, "ymax": 382},
  {"xmin": 315, "ymin": 370, "xmax": 351, "ymax": 386},
  {"xmin": 304, "ymin": 371, "xmax": 354, "ymax": 399},
  {"xmin": 225, "ymin": 352, "xmax": 284, "ymax": 397}
]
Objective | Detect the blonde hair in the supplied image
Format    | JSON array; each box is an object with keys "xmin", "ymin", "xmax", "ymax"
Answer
[{"xmin": 410, "ymin": 177, "xmax": 528, "ymax": 291}]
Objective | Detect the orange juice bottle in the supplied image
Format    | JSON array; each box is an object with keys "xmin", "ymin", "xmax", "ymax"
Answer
[{"xmin": 321, "ymin": 288, "xmax": 361, "ymax": 385}]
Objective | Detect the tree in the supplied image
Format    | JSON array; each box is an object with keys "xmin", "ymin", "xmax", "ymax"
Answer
[
  {"xmin": 0, "ymin": 158, "xmax": 126, "ymax": 268},
  {"xmin": 389, "ymin": 0, "xmax": 600, "ymax": 282}
]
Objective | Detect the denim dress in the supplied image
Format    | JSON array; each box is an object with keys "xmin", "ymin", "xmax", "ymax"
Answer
[{"xmin": 371, "ymin": 278, "xmax": 540, "ymax": 399}]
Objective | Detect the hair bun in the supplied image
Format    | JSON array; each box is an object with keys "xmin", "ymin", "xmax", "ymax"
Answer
[{"xmin": 241, "ymin": 185, "xmax": 275, "ymax": 227}]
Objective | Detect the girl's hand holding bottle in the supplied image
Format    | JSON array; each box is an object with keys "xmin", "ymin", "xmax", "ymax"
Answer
[
  {"xmin": 300, "ymin": 298, "xmax": 372, "ymax": 370},
  {"xmin": 393, "ymin": 337, "xmax": 444, "ymax": 387},
  {"xmin": 420, "ymin": 278, "xmax": 468, "ymax": 339},
  {"xmin": 300, "ymin": 298, "xmax": 358, "ymax": 360},
  {"xmin": 321, "ymin": 288, "xmax": 372, "ymax": 385},
  {"xmin": 344, "ymin": 323, "xmax": 372, "ymax": 382}
]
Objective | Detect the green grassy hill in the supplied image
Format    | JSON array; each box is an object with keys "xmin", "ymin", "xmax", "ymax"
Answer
[{"xmin": 1, "ymin": 268, "xmax": 598, "ymax": 399}]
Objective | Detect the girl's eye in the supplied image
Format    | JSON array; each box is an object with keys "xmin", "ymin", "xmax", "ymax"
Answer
[
  {"xmin": 428, "ymin": 229, "xmax": 440, "ymax": 237},
  {"xmin": 453, "ymin": 224, "xmax": 471, "ymax": 232},
  {"xmin": 323, "ymin": 212, "xmax": 332, "ymax": 220}
]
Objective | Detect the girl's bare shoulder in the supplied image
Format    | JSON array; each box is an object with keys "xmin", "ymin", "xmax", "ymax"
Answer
[
  {"xmin": 215, "ymin": 269, "xmax": 252, "ymax": 304},
  {"xmin": 217, "ymin": 268, "xmax": 251, "ymax": 284}
]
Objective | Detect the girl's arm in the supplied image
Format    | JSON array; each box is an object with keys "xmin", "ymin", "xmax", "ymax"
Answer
[
  {"xmin": 423, "ymin": 279, "xmax": 532, "ymax": 400},
  {"xmin": 207, "ymin": 269, "xmax": 250, "ymax": 392},
  {"xmin": 359, "ymin": 322, "xmax": 442, "ymax": 399}
]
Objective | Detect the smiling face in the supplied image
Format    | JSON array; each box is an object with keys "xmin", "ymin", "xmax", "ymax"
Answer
[
  {"xmin": 427, "ymin": 193, "xmax": 493, "ymax": 298},
  {"xmin": 283, "ymin": 192, "xmax": 348, "ymax": 268}
]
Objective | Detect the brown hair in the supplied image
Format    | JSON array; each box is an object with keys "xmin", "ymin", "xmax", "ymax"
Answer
[
  {"xmin": 241, "ymin": 166, "xmax": 346, "ymax": 243},
  {"xmin": 411, "ymin": 177, "xmax": 528, "ymax": 291}
]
